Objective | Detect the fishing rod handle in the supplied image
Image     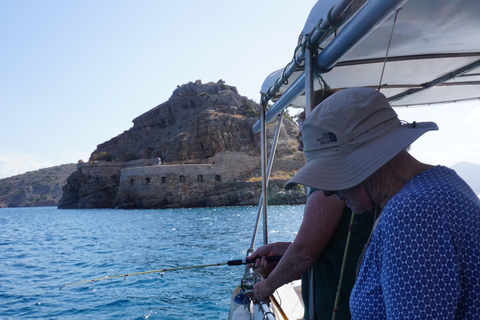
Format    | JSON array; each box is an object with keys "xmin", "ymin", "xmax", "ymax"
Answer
[{"xmin": 227, "ymin": 255, "xmax": 282, "ymax": 266}]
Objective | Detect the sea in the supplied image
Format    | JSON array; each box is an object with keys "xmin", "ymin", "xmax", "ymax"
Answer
[{"xmin": 0, "ymin": 205, "xmax": 304, "ymax": 320}]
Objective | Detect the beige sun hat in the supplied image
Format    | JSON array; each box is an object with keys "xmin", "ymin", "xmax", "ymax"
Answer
[{"xmin": 285, "ymin": 87, "xmax": 438, "ymax": 191}]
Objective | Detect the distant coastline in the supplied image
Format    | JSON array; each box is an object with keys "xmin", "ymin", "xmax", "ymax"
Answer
[
  {"xmin": 1, "ymin": 161, "xmax": 479, "ymax": 208},
  {"xmin": 0, "ymin": 164, "xmax": 77, "ymax": 208}
]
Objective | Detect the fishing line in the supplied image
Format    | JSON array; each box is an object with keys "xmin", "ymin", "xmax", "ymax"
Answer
[{"xmin": 60, "ymin": 256, "xmax": 282, "ymax": 289}]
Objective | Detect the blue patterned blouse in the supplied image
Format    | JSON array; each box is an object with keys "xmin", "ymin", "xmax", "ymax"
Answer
[{"xmin": 350, "ymin": 166, "xmax": 480, "ymax": 319}]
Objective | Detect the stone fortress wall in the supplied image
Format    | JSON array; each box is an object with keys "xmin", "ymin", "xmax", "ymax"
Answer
[{"xmin": 113, "ymin": 152, "xmax": 260, "ymax": 208}]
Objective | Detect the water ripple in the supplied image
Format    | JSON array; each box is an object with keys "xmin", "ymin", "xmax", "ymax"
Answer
[{"xmin": 0, "ymin": 205, "xmax": 304, "ymax": 319}]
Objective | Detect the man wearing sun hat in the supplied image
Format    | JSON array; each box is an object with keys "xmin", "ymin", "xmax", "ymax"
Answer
[
  {"xmin": 285, "ymin": 87, "xmax": 480, "ymax": 319},
  {"xmin": 248, "ymin": 89, "xmax": 376, "ymax": 320}
]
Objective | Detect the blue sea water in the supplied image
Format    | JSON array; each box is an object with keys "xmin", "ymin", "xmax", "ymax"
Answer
[{"xmin": 0, "ymin": 205, "xmax": 304, "ymax": 319}]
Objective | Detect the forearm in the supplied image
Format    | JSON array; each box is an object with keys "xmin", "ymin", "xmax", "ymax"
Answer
[
  {"xmin": 265, "ymin": 191, "xmax": 344, "ymax": 288},
  {"xmin": 264, "ymin": 240, "xmax": 317, "ymax": 287}
]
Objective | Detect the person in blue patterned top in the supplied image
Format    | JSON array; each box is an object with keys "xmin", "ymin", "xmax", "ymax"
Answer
[{"xmin": 285, "ymin": 87, "xmax": 480, "ymax": 319}]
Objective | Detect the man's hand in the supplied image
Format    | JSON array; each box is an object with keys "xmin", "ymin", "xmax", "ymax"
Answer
[{"xmin": 246, "ymin": 242, "xmax": 290, "ymax": 277}]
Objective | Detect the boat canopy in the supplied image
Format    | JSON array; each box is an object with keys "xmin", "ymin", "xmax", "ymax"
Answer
[
  {"xmin": 246, "ymin": 2, "xmax": 480, "ymax": 318},
  {"xmin": 254, "ymin": 0, "xmax": 480, "ymax": 131}
]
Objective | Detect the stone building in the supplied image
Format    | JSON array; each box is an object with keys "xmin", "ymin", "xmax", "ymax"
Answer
[{"xmin": 114, "ymin": 152, "xmax": 261, "ymax": 209}]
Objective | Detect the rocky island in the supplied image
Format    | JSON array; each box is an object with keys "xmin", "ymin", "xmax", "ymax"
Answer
[{"xmin": 59, "ymin": 80, "xmax": 307, "ymax": 209}]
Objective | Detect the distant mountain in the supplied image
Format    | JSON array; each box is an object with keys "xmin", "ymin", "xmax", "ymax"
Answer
[
  {"xmin": 0, "ymin": 164, "xmax": 77, "ymax": 208},
  {"xmin": 450, "ymin": 162, "xmax": 480, "ymax": 195}
]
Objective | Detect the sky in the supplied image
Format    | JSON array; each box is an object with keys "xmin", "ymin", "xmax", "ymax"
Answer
[{"xmin": 1, "ymin": 1, "xmax": 479, "ymax": 179}]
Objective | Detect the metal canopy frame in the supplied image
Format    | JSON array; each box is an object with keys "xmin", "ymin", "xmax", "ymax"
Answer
[
  {"xmin": 254, "ymin": 0, "xmax": 480, "ymax": 133},
  {"xmin": 259, "ymin": 0, "xmax": 358, "ymax": 108},
  {"xmin": 388, "ymin": 58, "xmax": 480, "ymax": 102},
  {"xmin": 253, "ymin": 0, "xmax": 408, "ymax": 132}
]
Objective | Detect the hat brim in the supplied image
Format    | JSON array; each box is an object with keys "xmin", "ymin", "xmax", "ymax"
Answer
[{"xmin": 285, "ymin": 121, "xmax": 438, "ymax": 191}]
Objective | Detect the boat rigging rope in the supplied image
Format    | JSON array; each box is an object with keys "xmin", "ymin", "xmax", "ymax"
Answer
[
  {"xmin": 378, "ymin": 8, "xmax": 402, "ymax": 91},
  {"xmin": 331, "ymin": 210, "xmax": 356, "ymax": 320}
]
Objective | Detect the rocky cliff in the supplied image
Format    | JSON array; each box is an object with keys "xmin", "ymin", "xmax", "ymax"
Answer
[{"xmin": 59, "ymin": 80, "xmax": 306, "ymax": 209}]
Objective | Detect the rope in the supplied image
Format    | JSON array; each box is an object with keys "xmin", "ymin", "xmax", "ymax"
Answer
[
  {"xmin": 356, "ymin": 207, "xmax": 381, "ymax": 276},
  {"xmin": 314, "ymin": 69, "xmax": 331, "ymax": 92},
  {"xmin": 59, "ymin": 262, "xmax": 228, "ymax": 289},
  {"xmin": 331, "ymin": 210, "xmax": 356, "ymax": 320},
  {"xmin": 378, "ymin": 8, "xmax": 402, "ymax": 91}
]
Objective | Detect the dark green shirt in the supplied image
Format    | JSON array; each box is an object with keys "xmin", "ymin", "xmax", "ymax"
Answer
[{"xmin": 301, "ymin": 196, "xmax": 376, "ymax": 320}]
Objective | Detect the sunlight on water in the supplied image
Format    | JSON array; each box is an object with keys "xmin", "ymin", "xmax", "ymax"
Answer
[{"xmin": 0, "ymin": 205, "xmax": 304, "ymax": 319}]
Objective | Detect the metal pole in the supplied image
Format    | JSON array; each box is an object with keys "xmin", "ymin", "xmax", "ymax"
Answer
[
  {"xmin": 316, "ymin": 0, "xmax": 408, "ymax": 72},
  {"xmin": 260, "ymin": 105, "xmax": 269, "ymax": 245},
  {"xmin": 305, "ymin": 46, "xmax": 316, "ymax": 320},
  {"xmin": 388, "ymin": 58, "xmax": 480, "ymax": 102},
  {"xmin": 250, "ymin": 112, "xmax": 285, "ymax": 249},
  {"xmin": 259, "ymin": 301, "xmax": 276, "ymax": 320}
]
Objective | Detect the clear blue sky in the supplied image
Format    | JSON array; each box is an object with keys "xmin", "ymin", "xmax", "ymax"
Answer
[{"xmin": 1, "ymin": 0, "xmax": 479, "ymax": 179}]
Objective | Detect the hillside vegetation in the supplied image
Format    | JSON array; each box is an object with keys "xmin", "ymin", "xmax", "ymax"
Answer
[{"xmin": 0, "ymin": 164, "xmax": 77, "ymax": 208}]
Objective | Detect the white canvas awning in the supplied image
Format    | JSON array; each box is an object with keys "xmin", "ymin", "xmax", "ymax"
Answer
[{"xmin": 260, "ymin": 0, "xmax": 480, "ymax": 109}]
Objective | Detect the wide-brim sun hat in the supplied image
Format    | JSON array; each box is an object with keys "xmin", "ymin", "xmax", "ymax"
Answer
[{"xmin": 285, "ymin": 87, "xmax": 438, "ymax": 191}]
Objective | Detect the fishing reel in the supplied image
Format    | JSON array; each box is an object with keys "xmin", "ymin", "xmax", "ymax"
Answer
[
  {"xmin": 234, "ymin": 254, "xmax": 281, "ymax": 293},
  {"xmin": 229, "ymin": 254, "xmax": 280, "ymax": 320},
  {"xmin": 240, "ymin": 269, "xmax": 257, "ymax": 293},
  {"xmin": 239, "ymin": 261, "xmax": 263, "ymax": 294}
]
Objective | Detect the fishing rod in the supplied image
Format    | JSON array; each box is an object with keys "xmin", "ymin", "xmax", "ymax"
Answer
[{"xmin": 60, "ymin": 255, "xmax": 282, "ymax": 289}]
